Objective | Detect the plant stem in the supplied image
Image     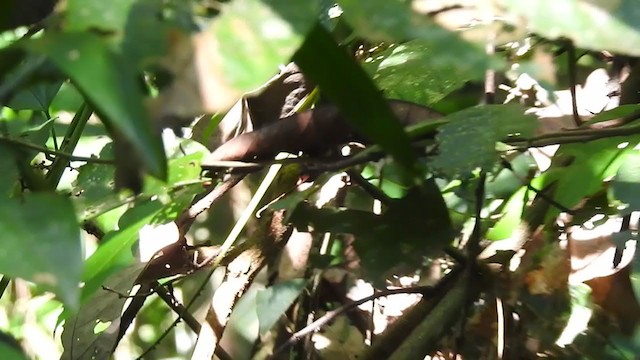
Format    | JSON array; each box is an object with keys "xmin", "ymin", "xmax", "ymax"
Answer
[{"xmin": 45, "ymin": 103, "xmax": 94, "ymax": 187}]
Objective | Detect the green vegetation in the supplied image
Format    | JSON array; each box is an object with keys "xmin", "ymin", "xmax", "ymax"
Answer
[{"xmin": 1, "ymin": 0, "xmax": 640, "ymax": 359}]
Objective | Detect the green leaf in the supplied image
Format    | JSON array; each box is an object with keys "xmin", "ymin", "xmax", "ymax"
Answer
[
  {"xmin": 541, "ymin": 137, "xmax": 639, "ymax": 220},
  {"xmin": 212, "ymin": 0, "xmax": 320, "ymax": 92},
  {"xmin": 65, "ymin": 0, "xmax": 135, "ymax": 32},
  {"xmin": 583, "ymin": 104, "xmax": 640, "ymax": 126},
  {"xmin": 369, "ymin": 161, "xmax": 414, "ymax": 199},
  {"xmin": 295, "ymin": 24, "xmax": 418, "ymax": 175},
  {"xmin": 486, "ymin": 187, "xmax": 528, "ymax": 241},
  {"xmin": 120, "ymin": 0, "xmax": 189, "ymax": 69},
  {"xmin": 256, "ymin": 279, "xmax": 307, "ymax": 335},
  {"xmin": 0, "ymin": 342, "xmax": 27, "ymax": 360},
  {"xmin": 72, "ymin": 143, "xmax": 122, "ymax": 220},
  {"xmin": 431, "ymin": 105, "xmax": 537, "ymax": 176},
  {"xmin": 0, "ymin": 144, "xmax": 19, "ymax": 196},
  {"xmin": 80, "ymin": 200, "xmax": 163, "ymax": 303},
  {"xmin": 8, "ymin": 82, "xmax": 61, "ymax": 111},
  {"xmin": 143, "ymin": 147, "xmax": 206, "ymax": 195},
  {"xmin": 486, "ymin": 153, "xmax": 536, "ymax": 199},
  {"xmin": 50, "ymin": 82, "xmax": 84, "ymax": 113},
  {"xmin": 0, "ymin": 193, "xmax": 82, "ymax": 309},
  {"xmin": 24, "ymin": 32, "xmax": 166, "ymax": 179},
  {"xmin": 364, "ymin": 40, "xmax": 484, "ymax": 106},
  {"xmin": 337, "ymin": 0, "xmax": 492, "ymax": 73},
  {"xmin": 503, "ymin": 0, "xmax": 640, "ymax": 56},
  {"xmin": 356, "ymin": 180, "xmax": 453, "ymax": 281},
  {"xmin": 61, "ymin": 264, "xmax": 145, "ymax": 360},
  {"xmin": 611, "ymin": 151, "xmax": 640, "ymax": 212}
]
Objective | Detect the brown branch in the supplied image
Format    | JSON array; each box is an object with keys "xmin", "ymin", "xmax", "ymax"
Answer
[
  {"xmin": 358, "ymin": 265, "xmax": 465, "ymax": 359},
  {"xmin": 567, "ymin": 41, "xmax": 582, "ymax": 126},
  {"xmin": 387, "ymin": 269, "xmax": 480, "ymax": 360}
]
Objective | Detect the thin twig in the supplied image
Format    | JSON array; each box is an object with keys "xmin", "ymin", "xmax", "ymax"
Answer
[
  {"xmin": 152, "ymin": 282, "xmax": 202, "ymax": 335},
  {"xmin": 0, "ymin": 135, "xmax": 113, "ymax": 164},
  {"xmin": 500, "ymin": 159, "xmax": 572, "ymax": 213},
  {"xmin": 506, "ymin": 121, "xmax": 640, "ymax": 149},
  {"xmin": 176, "ymin": 174, "xmax": 246, "ymax": 232},
  {"xmin": 273, "ymin": 285, "xmax": 440, "ymax": 357},
  {"xmin": 134, "ymin": 269, "xmax": 233, "ymax": 360},
  {"xmin": 346, "ymin": 169, "xmax": 392, "ymax": 206}
]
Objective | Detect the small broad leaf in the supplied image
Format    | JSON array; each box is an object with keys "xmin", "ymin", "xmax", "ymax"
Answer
[
  {"xmin": 0, "ymin": 193, "xmax": 82, "ymax": 309},
  {"xmin": 72, "ymin": 143, "xmax": 121, "ymax": 221},
  {"xmin": 143, "ymin": 144, "xmax": 206, "ymax": 196},
  {"xmin": 431, "ymin": 105, "xmax": 537, "ymax": 176},
  {"xmin": 25, "ymin": 32, "xmax": 167, "ymax": 179},
  {"xmin": 612, "ymin": 152, "xmax": 640, "ymax": 212},
  {"xmin": 256, "ymin": 279, "xmax": 307, "ymax": 335},
  {"xmin": 504, "ymin": 0, "xmax": 640, "ymax": 56}
]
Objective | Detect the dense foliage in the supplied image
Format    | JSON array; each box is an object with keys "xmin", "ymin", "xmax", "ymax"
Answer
[{"xmin": 2, "ymin": 0, "xmax": 640, "ymax": 359}]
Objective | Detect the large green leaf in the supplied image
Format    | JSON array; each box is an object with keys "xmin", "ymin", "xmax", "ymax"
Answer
[
  {"xmin": 295, "ymin": 24, "xmax": 418, "ymax": 175},
  {"xmin": 65, "ymin": 0, "xmax": 135, "ymax": 32},
  {"xmin": 431, "ymin": 105, "xmax": 537, "ymax": 176},
  {"xmin": 0, "ymin": 193, "xmax": 82, "ymax": 309},
  {"xmin": 337, "ymin": 0, "xmax": 491, "ymax": 74},
  {"xmin": 364, "ymin": 40, "xmax": 483, "ymax": 106},
  {"xmin": 24, "ymin": 32, "xmax": 166, "ymax": 179},
  {"xmin": 504, "ymin": 0, "xmax": 640, "ymax": 56},
  {"xmin": 212, "ymin": 0, "xmax": 320, "ymax": 92}
]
